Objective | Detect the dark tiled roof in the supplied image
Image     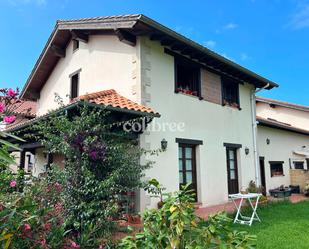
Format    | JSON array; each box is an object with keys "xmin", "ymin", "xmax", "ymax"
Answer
[{"xmin": 20, "ymin": 14, "xmax": 278, "ymax": 99}]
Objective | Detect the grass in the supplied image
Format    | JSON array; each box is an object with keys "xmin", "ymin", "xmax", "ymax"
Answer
[{"xmin": 231, "ymin": 200, "xmax": 309, "ymax": 249}]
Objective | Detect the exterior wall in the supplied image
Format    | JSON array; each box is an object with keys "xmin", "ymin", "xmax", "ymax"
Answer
[
  {"xmin": 290, "ymin": 169, "xmax": 309, "ymax": 191},
  {"xmin": 256, "ymin": 102, "xmax": 309, "ymax": 130},
  {"xmin": 139, "ymin": 37, "xmax": 257, "ymax": 209},
  {"xmin": 257, "ymin": 125, "xmax": 309, "ymax": 193},
  {"xmin": 37, "ymin": 35, "xmax": 138, "ymax": 115}
]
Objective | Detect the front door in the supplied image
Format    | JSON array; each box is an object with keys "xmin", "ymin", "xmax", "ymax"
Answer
[
  {"xmin": 259, "ymin": 157, "xmax": 266, "ymax": 195},
  {"xmin": 178, "ymin": 144, "xmax": 197, "ymax": 201},
  {"xmin": 226, "ymin": 147, "xmax": 239, "ymax": 194}
]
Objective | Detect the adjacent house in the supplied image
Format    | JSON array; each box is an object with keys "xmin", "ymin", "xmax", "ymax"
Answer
[
  {"xmin": 7, "ymin": 14, "xmax": 280, "ymax": 210},
  {"xmin": 256, "ymin": 97, "xmax": 309, "ymax": 193}
]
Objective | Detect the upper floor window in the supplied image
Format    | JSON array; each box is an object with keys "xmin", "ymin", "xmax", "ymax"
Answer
[
  {"xmin": 175, "ymin": 57, "xmax": 200, "ymax": 97},
  {"xmin": 222, "ymin": 78, "xmax": 240, "ymax": 108},
  {"xmin": 73, "ymin": 39, "xmax": 79, "ymax": 52},
  {"xmin": 70, "ymin": 73, "xmax": 79, "ymax": 100}
]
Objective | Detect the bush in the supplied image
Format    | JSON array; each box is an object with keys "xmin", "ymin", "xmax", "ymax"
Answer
[{"xmin": 118, "ymin": 185, "xmax": 256, "ymax": 249}]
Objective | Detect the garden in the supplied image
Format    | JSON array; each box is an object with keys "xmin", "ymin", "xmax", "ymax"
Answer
[{"xmin": 3, "ymin": 87, "xmax": 306, "ymax": 248}]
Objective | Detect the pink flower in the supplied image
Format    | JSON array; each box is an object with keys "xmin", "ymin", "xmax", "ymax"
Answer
[
  {"xmin": 10, "ymin": 180, "xmax": 16, "ymax": 188},
  {"xmin": 99, "ymin": 245, "xmax": 103, "ymax": 249},
  {"xmin": 23, "ymin": 223, "xmax": 31, "ymax": 231},
  {"xmin": 41, "ymin": 239, "xmax": 46, "ymax": 246},
  {"xmin": 7, "ymin": 88, "xmax": 17, "ymax": 97},
  {"xmin": 3, "ymin": 115, "xmax": 16, "ymax": 124},
  {"xmin": 0, "ymin": 103, "xmax": 5, "ymax": 113},
  {"xmin": 71, "ymin": 241, "xmax": 80, "ymax": 248}
]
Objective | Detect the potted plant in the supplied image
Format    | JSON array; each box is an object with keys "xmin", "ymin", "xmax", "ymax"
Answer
[
  {"xmin": 304, "ymin": 184, "xmax": 309, "ymax": 197},
  {"xmin": 144, "ymin": 178, "xmax": 166, "ymax": 208}
]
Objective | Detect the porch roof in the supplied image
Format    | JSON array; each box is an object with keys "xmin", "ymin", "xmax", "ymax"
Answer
[{"xmin": 6, "ymin": 89, "xmax": 159, "ymax": 133}]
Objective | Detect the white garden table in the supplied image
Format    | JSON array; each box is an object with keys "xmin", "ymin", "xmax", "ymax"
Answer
[{"xmin": 228, "ymin": 193, "xmax": 262, "ymax": 226}]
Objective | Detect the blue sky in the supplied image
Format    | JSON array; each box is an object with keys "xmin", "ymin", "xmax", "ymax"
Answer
[{"xmin": 0, "ymin": 0, "xmax": 308, "ymax": 105}]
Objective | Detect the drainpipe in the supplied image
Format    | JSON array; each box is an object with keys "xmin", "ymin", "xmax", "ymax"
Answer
[{"xmin": 251, "ymin": 83, "xmax": 269, "ymax": 186}]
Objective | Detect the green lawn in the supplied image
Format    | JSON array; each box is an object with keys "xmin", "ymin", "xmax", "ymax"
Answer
[{"xmin": 231, "ymin": 200, "xmax": 309, "ymax": 249}]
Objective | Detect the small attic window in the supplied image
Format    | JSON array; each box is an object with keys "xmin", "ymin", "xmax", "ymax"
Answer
[{"xmin": 73, "ymin": 40, "xmax": 79, "ymax": 52}]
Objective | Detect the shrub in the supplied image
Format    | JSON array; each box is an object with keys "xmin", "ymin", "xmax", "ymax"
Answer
[{"xmin": 118, "ymin": 185, "xmax": 256, "ymax": 249}]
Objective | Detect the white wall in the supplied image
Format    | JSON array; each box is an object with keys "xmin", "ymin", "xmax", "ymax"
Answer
[
  {"xmin": 138, "ymin": 37, "xmax": 257, "ymax": 208},
  {"xmin": 38, "ymin": 35, "xmax": 138, "ymax": 115},
  {"xmin": 257, "ymin": 125, "xmax": 309, "ymax": 192}
]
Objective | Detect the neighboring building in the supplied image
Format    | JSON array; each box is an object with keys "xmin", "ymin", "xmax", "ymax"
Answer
[
  {"xmin": 256, "ymin": 97, "xmax": 309, "ymax": 193},
  {"xmin": 7, "ymin": 14, "xmax": 280, "ymax": 209},
  {"xmin": 1, "ymin": 100, "xmax": 37, "ymax": 174}
]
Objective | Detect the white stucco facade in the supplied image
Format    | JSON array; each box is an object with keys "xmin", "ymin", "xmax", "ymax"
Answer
[
  {"xmin": 257, "ymin": 126, "xmax": 309, "ymax": 192},
  {"xmin": 26, "ymin": 34, "xmax": 271, "ymax": 209},
  {"xmin": 37, "ymin": 35, "xmax": 138, "ymax": 115},
  {"xmin": 138, "ymin": 37, "xmax": 257, "ymax": 208}
]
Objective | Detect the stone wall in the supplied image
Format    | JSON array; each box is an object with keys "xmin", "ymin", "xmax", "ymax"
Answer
[{"xmin": 290, "ymin": 169, "xmax": 309, "ymax": 191}]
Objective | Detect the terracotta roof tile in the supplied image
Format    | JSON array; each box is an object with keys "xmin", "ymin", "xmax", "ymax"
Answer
[
  {"xmin": 76, "ymin": 89, "xmax": 158, "ymax": 115},
  {"xmin": 0, "ymin": 98, "xmax": 37, "ymax": 118}
]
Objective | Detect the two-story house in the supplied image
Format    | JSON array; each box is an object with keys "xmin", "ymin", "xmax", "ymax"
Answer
[
  {"xmin": 8, "ymin": 14, "xmax": 279, "ymax": 210},
  {"xmin": 256, "ymin": 97, "xmax": 309, "ymax": 193}
]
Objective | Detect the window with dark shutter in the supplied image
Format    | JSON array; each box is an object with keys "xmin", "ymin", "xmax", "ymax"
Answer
[
  {"xmin": 70, "ymin": 73, "xmax": 79, "ymax": 99},
  {"xmin": 175, "ymin": 57, "xmax": 201, "ymax": 97},
  {"xmin": 222, "ymin": 77, "xmax": 240, "ymax": 108}
]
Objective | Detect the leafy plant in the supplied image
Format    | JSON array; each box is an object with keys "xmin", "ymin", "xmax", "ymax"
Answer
[
  {"xmin": 144, "ymin": 178, "xmax": 166, "ymax": 207},
  {"xmin": 118, "ymin": 184, "xmax": 257, "ymax": 248}
]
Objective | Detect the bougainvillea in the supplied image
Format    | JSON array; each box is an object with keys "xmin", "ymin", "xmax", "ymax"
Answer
[{"xmin": 29, "ymin": 104, "xmax": 155, "ymax": 248}]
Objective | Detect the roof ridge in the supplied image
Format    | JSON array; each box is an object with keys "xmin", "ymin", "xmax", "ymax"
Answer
[
  {"xmin": 77, "ymin": 89, "xmax": 116, "ymax": 101},
  {"xmin": 57, "ymin": 14, "xmax": 142, "ymax": 24}
]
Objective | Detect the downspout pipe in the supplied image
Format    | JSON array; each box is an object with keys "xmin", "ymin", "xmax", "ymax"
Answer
[{"xmin": 251, "ymin": 83, "xmax": 269, "ymax": 186}]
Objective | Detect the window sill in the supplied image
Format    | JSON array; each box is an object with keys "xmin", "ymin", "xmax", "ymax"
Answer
[
  {"xmin": 222, "ymin": 103, "xmax": 242, "ymax": 110},
  {"xmin": 271, "ymin": 174, "xmax": 285, "ymax": 177},
  {"xmin": 175, "ymin": 91, "xmax": 203, "ymax": 100}
]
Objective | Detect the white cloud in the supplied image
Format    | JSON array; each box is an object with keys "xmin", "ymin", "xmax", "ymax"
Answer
[
  {"xmin": 204, "ymin": 40, "xmax": 216, "ymax": 48},
  {"xmin": 289, "ymin": 3, "xmax": 309, "ymax": 29},
  {"xmin": 223, "ymin": 23, "xmax": 238, "ymax": 30},
  {"xmin": 8, "ymin": 0, "xmax": 46, "ymax": 6}
]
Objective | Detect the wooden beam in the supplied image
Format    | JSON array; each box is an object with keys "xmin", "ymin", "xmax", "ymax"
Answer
[
  {"xmin": 160, "ymin": 39, "xmax": 174, "ymax": 46},
  {"xmin": 171, "ymin": 43, "xmax": 185, "ymax": 51},
  {"xmin": 114, "ymin": 29, "xmax": 136, "ymax": 46},
  {"xmin": 50, "ymin": 44, "xmax": 65, "ymax": 58},
  {"xmin": 150, "ymin": 33, "xmax": 164, "ymax": 41},
  {"xmin": 71, "ymin": 30, "xmax": 88, "ymax": 43}
]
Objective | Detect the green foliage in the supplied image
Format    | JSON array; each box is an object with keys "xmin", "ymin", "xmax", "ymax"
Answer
[
  {"xmin": 118, "ymin": 185, "xmax": 256, "ymax": 249},
  {"xmin": 30, "ymin": 104, "xmax": 154, "ymax": 247},
  {"xmin": 144, "ymin": 178, "xmax": 166, "ymax": 203},
  {"xmin": 0, "ymin": 175, "xmax": 66, "ymax": 249}
]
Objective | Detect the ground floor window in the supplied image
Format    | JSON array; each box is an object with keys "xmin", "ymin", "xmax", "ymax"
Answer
[
  {"xmin": 269, "ymin": 161, "xmax": 284, "ymax": 177},
  {"xmin": 226, "ymin": 147, "xmax": 239, "ymax": 194},
  {"xmin": 178, "ymin": 143, "xmax": 197, "ymax": 201},
  {"xmin": 294, "ymin": 161, "xmax": 304, "ymax": 170}
]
